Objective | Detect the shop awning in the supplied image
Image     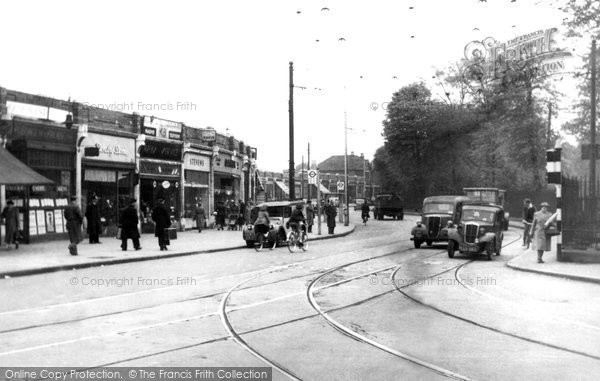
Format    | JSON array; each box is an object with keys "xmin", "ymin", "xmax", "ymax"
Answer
[
  {"xmin": 0, "ymin": 146, "xmax": 54, "ymax": 185},
  {"xmin": 274, "ymin": 180, "xmax": 289, "ymax": 196},
  {"xmin": 319, "ymin": 183, "xmax": 331, "ymax": 194}
]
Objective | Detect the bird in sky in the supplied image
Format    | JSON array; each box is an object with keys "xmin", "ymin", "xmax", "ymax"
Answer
[
  {"xmin": 321, "ymin": 7, "xmax": 330, "ymax": 11},
  {"xmin": 473, "ymin": 27, "xmax": 480, "ymax": 31},
  {"xmin": 296, "ymin": 10, "xmax": 301, "ymax": 14},
  {"xmin": 338, "ymin": 37, "xmax": 346, "ymax": 41}
]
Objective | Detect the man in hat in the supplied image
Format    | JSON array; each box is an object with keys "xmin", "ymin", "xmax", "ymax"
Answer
[
  {"xmin": 64, "ymin": 196, "xmax": 84, "ymax": 255},
  {"xmin": 120, "ymin": 198, "xmax": 141, "ymax": 251},
  {"xmin": 85, "ymin": 195, "xmax": 102, "ymax": 244},
  {"xmin": 1, "ymin": 200, "xmax": 20, "ymax": 249},
  {"xmin": 152, "ymin": 196, "xmax": 171, "ymax": 250}
]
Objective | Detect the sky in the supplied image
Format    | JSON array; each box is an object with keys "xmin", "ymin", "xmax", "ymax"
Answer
[{"xmin": 0, "ymin": 0, "xmax": 588, "ymax": 171}]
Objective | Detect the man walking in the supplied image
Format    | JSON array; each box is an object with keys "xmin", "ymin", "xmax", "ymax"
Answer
[
  {"xmin": 325, "ymin": 201, "xmax": 337, "ymax": 234},
  {"xmin": 1, "ymin": 200, "xmax": 20, "ymax": 249},
  {"xmin": 522, "ymin": 198, "xmax": 535, "ymax": 249},
  {"xmin": 85, "ymin": 195, "xmax": 102, "ymax": 244},
  {"xmin": 152, "ymin": 196, "xmax": 171, "ymax": 250},
  {"xmin": 64, "ymin": 196, "xmax": 83, "ymax": 255},
  {"xmin": 120, "ymin": 198, "xmax": 141, "ymax": 251},
  {"xmin": 193, "ymin": 202, "xmax": 206, "ymax": 233}
]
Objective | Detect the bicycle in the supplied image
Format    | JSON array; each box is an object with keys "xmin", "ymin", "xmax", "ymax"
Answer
[
  {"xmin": 254, "ymin": 224, "xmax": 276, "ymax": 252},
  {"xmin": 362, "ymin": 212, "xmax": 369, "ymax": 225},
  {"xmin": 287, "ymin": 222, "xmax": 308, "ymax": 253}
]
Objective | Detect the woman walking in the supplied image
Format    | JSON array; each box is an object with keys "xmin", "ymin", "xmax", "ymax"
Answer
[
  {"xmin": 530, "ymin": 201, "xmax": 554, "ymax": 263},
  {"xmin": 1, "ymin": 200, "xmax": 20, "ymax": 249}
]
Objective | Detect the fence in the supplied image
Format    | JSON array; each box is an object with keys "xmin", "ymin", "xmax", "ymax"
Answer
[{"xmin": 562, "ymin": 175, "xmax": 600, "ymax": 251}]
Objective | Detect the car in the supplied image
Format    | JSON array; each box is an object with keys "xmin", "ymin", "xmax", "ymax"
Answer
[
  {"xmin": 242, "ymin": 200, "xmax": 305, "ymax": 248},
  {"xmin": 410, "ymin": 195, "xmax": 471, "ymax": 248},
  {"xmin": 446, "ymin": 202, "xmax": 509, "ymax": 260}
]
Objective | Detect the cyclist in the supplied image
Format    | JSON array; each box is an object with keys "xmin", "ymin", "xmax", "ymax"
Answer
[
  {"xmin": 288, "ymin": 204, "xmax": 306, "ymax": 236},
  {"xmin": 361, "ymin": 201, "xmax": 370, "ymax": 224},
  {"xmin": 253, "ymin": 205, "xmax": 270, "ymax": 238}
]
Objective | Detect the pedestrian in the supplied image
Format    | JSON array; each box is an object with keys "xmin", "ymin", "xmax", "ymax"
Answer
[
  {"xmin": 120, "ymin": 198, "xmax": 141, "ymax": 251},
  {"xmin": 530, "ymin": 201, "xmax": 554, "ymax": 263},
  {"xmin": 64, "ymin": 196, "xmax": 83, "ymax": 255},
  {"xmin": 152, "ymin": 196, "xmax": 171, "ymax": 250},
  {"xmin": 239, "ymin": 199, "xmax": 246, "ymax": 219},
  {"xmin": 1, "ymin": 200, "xmax": 20, "ymax": 249},
  {"xmin": 85, "ymin": 195, "xmax": 102, "ymax": 244},
  {"xmin": 325, "ymin": 201, "xmax": 337, "ymax": 234},
  {"xmin": 193, "ymin": 202, "xmax": 206, "ymax": 233},
  {"xmin": 215, "ymin": 201, "xmax": 226, "ymax": 231},
  {"xmin": 522, "ymin": 198, "xmax": 535, "ymax": 249},
  {"xmin": 306, "ymin": 202, "xmax": 314, "ymax": 233}
]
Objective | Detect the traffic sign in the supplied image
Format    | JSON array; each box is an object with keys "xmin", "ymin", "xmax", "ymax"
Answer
[
  {"xmin": 337, "ymin": 181, "xmax": 345, "ymax": 191},
  {"xmin": 308, "ymin": 170, "xmax": 318, "ymax": 184}
]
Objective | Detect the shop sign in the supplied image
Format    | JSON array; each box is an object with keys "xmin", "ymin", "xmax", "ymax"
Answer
[
  {"xmin": 12, "ymin": 123, "xmax": 76, "ymax": 144},
  {"xmin": 142, "ymin": 116, "xmax": 182, "ymax": 141},
  {"xmin": 184, "ymin": 153, "xmax": 210, "ymax": 172},
  {"xmin": 83, "ymin": 133, "xmax": 135, "ymax": 163},
  {"xmin": 215, "ymin": 154, "xmax": 241, "ymax": 175},
  {"xmin": 201, "ymin": 128, "xmax": 216, "ymax": 142},
  {"xmin": 140, "ymin": 161, "xmax": 180, "ymax": 177},
  {"xmin": 139, "ymin": 140, "xmax": 182, "ymax": 161},
  {"xmin": 6, "ymin": 101, "xmax": 70, "ymax": 124}
]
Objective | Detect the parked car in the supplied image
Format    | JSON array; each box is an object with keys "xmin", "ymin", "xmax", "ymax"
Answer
[
  {"xmin": 411, "ymin": 195, "xmax": 471, "ymax": 248},
  {"xmin": 446, "ymin": 202, "xmax": 509, "ymax": 260},
  {"xmin": 373, "ymin": 194, "xmax": 404, "ymax": 220},
  {"xmin": 242, "ymin": 200, "xmax": 304, "ymax": 248}
]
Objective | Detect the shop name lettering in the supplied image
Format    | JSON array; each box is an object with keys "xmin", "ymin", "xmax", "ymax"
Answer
[
  {"xmin": 94, "ymin": 143, "xmax": 128, "ymax": 157},
  {"xmin": 18, "ymin": 126, "xmax": 73, "ymax": 141},
  {"xmin": 143, "ymin": 145, "xmax": 181, "ymax": 157},
  {"xmin": 189, "ymin": 158, "xmax": 206, "ymax": 167},
  {"xmin": 224, "ymin": 159, "xmax": 237, "ymax": 168}
]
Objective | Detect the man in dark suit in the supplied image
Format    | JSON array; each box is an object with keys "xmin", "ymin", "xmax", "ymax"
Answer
[
  {"xmin": 85, "ymin": 195, "xmax": 102, "ymax": 244},
  {"xmin": 120, "ymin": 198, "xmax": 141, "ymax": 251},
  {"xmin": 152, "ymin": 196, "xmax": 171, "ymax": 251}
]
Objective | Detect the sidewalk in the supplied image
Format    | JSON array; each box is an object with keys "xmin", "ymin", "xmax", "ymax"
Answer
[{"xmin": 0, "ymin": 224, "xmax": 355, "ymax": 278}]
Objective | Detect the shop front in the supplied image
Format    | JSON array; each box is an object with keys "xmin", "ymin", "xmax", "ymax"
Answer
[
  {"xmin": 5, "ymin": 184, "xmax": 70, "ymax": 243},
  {"xmin": 138, "ymin": 140, "xmax": 182, "ymax": 231},
  {"xmin": 81, "ymin": 133, "xmax": 136, "ymax": 236},
  {"xmin": 213, "ymin": 152, "xmax": 242, "ymax": 214},
  {"xmin": 182, "ymin": 151, "xmax": 210, "ymax": 228}
]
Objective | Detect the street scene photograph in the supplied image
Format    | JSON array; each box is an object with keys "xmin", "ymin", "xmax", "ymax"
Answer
[{"xmin": 1, "ymin": 0, "xmax": 600, "ymax": 380}]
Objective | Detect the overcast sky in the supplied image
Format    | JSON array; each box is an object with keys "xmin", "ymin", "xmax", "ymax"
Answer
[{"xmin": 0, "ymin": 0, "xmax": 586, "ymax": 171}]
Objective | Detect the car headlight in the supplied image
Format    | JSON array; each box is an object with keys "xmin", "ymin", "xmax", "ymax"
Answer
[
  {"xmin": 269, "ymin": 224, "xmax": 274, "ymax": 229},
  {"xmin": 479, "ymin": 227, "xmax": 486, "ymax": 235},
  {"xmin": 246, "ymin": 225, "xmax": 253, "ymax": 230}
]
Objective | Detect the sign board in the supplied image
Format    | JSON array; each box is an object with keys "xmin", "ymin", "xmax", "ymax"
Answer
[
  {"xmin": 337, "ymin": 181, "xmax": 345, "ymax": 191},
  {"xmin": 184, "ymin": 153, "xmax": 211, "ymax": 172},
  {"xmin": 142, "ymin": 116, "xmax": 182, "ymax": 141},
  {"xmin": 201, "ymin": 128, "xmax": 216, "ymax": 142},
  {"xmin": 308, "ymin": 170, "xmax": 318, "ymax": 184},
  {"xmin": 84, "ymin": 133, "xmax": 135, "ymax": 163}
]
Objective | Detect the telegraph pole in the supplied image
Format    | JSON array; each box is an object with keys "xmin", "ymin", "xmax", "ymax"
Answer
[
  {"xmin": 288, "ymin": 61, "xmax": 296, "ymax": 200},
  {"xmin": 547, "ymin": 102, "xmax": 552, "ymax": 149},
  {"xmin": 301, "ymin": 155, "xmax": 305, "ymax": 200},
  {"xmin": 307, "ymin": 143, "xmax": 311, "ymax": 202},
  {"xmin": 344, "ymin": 111, "xmax": 349, "ymax": 226},
  {"xmin": 591, "ymin": 40, "xmax": 597, "ymax": 221}
]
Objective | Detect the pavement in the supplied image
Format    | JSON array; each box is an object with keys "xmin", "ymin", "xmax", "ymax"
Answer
[{"xmin": 0, "ymin": 223, "xmax": 355, "ymax": 278}]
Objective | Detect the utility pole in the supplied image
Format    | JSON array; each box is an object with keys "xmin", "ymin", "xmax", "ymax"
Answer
[
  {"xmin": 307, "ymin": 143, "xmax": 311, "ymax": 202},
  {"xmin": 288, "ymin": 61, "xmax": 296, "ymax": 200},
  {"xmin": 344, "ymin": 111, "xmax": 349, "ymax": 226},
  {"xmin": 547, "ymin": 102, "xmax": 552, "ymax": 149},
  {"xmin": 301, "ymin": 155, "xmax": 305, "ymax": 200},
  {"xmin": 590, "ymin": 39, "xmax": 597, "ymax": 222}
]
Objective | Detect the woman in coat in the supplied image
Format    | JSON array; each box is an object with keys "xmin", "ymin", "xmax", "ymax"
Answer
[
  {"xmin": 325, "ymin": 201, "xmax": 337, "ymax": 234},
  {"xmin": 64, "ymin": 196, "xmax": 84, "ymax": 255},
  {"xmin": 1, "ymin": 200, "xmax": 20, "ymax": 249},
  {"xmin": 306, "ymin": 203, "xmax": 314, "ymax": 233},
  {"xmin": 193, "ymin": 203, "xmax": 206, "ymax": 233},
  {"xmin": 530, "ymin": 201, "xmax": 554, "ymax": 263},
  {"xmin": 152, "ymin": 197, "xmax": 171, "ymax": 250},
  {"xmin": 120, "ymin": 199, "xmax": 141, "ymax": 251}
]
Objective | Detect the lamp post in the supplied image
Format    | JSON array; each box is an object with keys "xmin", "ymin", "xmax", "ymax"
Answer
[
  {"xmin": 288, "ymin": 61, "xmax": 296, "ymax": 200},
  {"xmin": 344, "ymin": 111, "xmax": 349, "ymax": 226},
  {"xmin": 134, "ymin": 134, "xmax": 146, "ymax": 215},
  {"xmin": 75, "ymin": 124, "xmax": 88, "ymax": 210}
]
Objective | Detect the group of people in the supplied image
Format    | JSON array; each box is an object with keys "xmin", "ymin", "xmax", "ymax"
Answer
[{"xmin": 522, "ymin": 198, "xmax": 556, "ymax": 264}]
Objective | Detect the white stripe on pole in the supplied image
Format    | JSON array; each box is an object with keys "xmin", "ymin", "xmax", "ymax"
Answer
[{"xmin": 556, "ymin": 184, "xmax": 562, "ymax": 198}]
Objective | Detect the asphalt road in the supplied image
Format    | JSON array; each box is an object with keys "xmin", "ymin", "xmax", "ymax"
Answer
[{"xmin": 1, "ymin": 212, "xmax": 600, "ymax": 380}]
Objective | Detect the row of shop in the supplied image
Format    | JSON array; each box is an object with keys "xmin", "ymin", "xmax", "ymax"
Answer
[{"xmin": 0, "ymin": 88, "xmax": 258, "ymax": 243}]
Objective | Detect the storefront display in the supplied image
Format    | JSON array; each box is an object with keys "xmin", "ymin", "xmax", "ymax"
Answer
[
  {"xmin": 5, "ymin": 184, "xmax": 70, "ymax": 243},
  {"xmin": 213, "ymin": 152, "xmax": 242, "ymax": 206},
  {"xmin": 183, "ymin": 152, "xmax": 210, "ymax": 221}
]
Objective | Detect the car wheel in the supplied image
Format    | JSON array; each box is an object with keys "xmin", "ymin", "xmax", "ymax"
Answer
[
  {"xmin": 399, "ymin": 213, "xmax": 404, "ymax": 221},
  {"xmin": 486, "ymin": 242, "xmax": 494, "ymax": 260},
  {"xmin": 414, "ymin": 240, "xmax": 422, "ymax": 249},
  {"xmin": 246, "ymin": 240, "xmax": 254, "ymax": 248},
  {"xmin": 448, "ymin": 240, "xmax": 455, "ymax": 258},
  {"xmin": 426, "ymin": 240, "xmax": 433, "ymax": 246},
  {"xmin": 496, "ymin": 237, "xmax": 502, "ymax": 255}
]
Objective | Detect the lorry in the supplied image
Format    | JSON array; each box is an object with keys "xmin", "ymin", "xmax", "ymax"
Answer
[{"xmin": 373, "ymin": 193, "xmax": 404, "ymax": 220}]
